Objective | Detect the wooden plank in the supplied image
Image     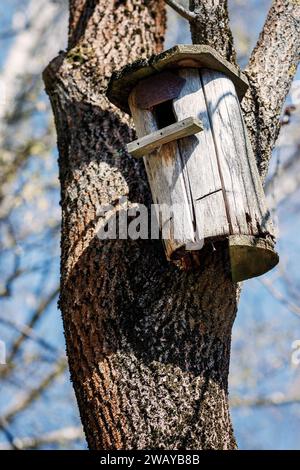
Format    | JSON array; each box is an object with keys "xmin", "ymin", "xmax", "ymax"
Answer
[
  {"xmin": 200, "ymin": 68, "xmax": 275, "ymax": 238},
  {"xmin": 126, "ymin": 117, "xmax": 203, "ymax": 159},
  {"xmin": 133, "ymin": 71, "xmax": 186, "ymax": 110},
  {"xmin": 200, "ymin": 69, "xmax": 251, "ymax": 235},
  {"xmin": 172, "ymin": 68, "xmax": 229, "ymax": 242},
  {"xmin": 128, "ymin": 89, "xmax": 197, "ymax": 259},
  {"xmin": 107, "ymin": 44, "xmax": 249, "ymax": 114}
]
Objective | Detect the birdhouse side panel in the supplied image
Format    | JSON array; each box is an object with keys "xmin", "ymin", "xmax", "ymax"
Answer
[
  {"xmin": 239, "ymin": 111, "xmax": 275, "ymax": 237},
  {"xmin": 128, "ymin": 91, "xmax": 196, "ymax": 259},
  {"xmin": 200, "ymin": 69, "xmax": 275, "ymax": 239},
  {"xmin": 172, "ymin": 68, "xmax": 230, "ymax": 242}
]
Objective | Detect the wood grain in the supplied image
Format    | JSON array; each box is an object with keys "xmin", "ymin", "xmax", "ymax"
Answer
[
  {"xmin": 126, "ymin": 117, "xmax": 203, "ymax": 159},
  {"xmin": 128, "ymin": 89, "xmax": 197, "ymax": 260},
  {"xmin": 200, "ymin": 68, "xmax": 275, "ymax": 238},
  {"xmin": 173, "ymin": 68, "xmax": 229, "ymax": 242},
  {"xmin": 133, "ymin": 71, "xmax": 186, "ymax": 110}
]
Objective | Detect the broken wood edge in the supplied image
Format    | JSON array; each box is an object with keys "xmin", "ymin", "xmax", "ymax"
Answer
[
  {"xmin": 228, "ymin": 235, "xmax": 279, "ymax": 283},
  {"xmin": 106, "ymin": 44, "xmax": 249, "ymax": 114},
  {"xmin": 166, "ymin": 234, "xmax": 279, "ymax": 281},
  {"xmin": 126, "ymin": 117, "xmax": 203, "ymax": 158}
]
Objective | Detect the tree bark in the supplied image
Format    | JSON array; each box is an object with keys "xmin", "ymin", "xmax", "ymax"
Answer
[
  {"xmin": 242, "ymin": 0, "xmax": 300, "ymax": 179},
  {"xmin": 43, "ymin": 0, "xmax": 298, "ymax": 449},
  {"xmin": 189, "ymin": 0, "xmax": 236, "ymax": 64}
]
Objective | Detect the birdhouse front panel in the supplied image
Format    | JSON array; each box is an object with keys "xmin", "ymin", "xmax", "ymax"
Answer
[
  {"xmin": 107, "ymin": 45, "xmax": 279, "ymax": 281},
  {"xmin": 129, "ymin": 84, "xmax": 201, "ymax": 260},
  {"xmin": 172, "ymin": 68, "xmax": 229, "ymax": 241}
]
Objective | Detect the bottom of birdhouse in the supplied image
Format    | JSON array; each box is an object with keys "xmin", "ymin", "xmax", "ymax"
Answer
[
  {"xmin": 228, "ymin": 235, "xmax": 279, "ymax": 282},
  {"xmin": 168, "ymin": 235, "xmax": 279, "ymax": 282}
]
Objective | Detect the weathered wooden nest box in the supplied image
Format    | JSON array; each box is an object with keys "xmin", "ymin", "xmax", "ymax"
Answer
[{"xmin": 107, "ymin": 45, "xmax": 279, "ymax": 282}]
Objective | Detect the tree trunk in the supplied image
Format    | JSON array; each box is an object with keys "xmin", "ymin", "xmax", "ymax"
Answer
[{"xmin": 43, "ymin": 0, "xmax": 299, "ymax": 450}]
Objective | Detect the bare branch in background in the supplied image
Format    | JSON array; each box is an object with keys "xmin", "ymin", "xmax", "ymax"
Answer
[
  {"xmin": 0, "ymin": 221, "xmax": 21, "ymax": 297},
  {"xmin": 0, "ymin": 358, "xmax": 67, "ymax": 425},
  {"xmin": 230, "ymin": 394, "xmax": 300, "ymax": 408},
  {"xmin": 0, "ymin": 426, "xmax": 84, "ymax": 450},
  {"xmin": 0, "ymin": 0, "xmax": 68, "ymax": 131},
  {"xmin": 163, "ymin": 0, "xmax": 196, "ymax": 21},
  {"xmin": 0, "ymin": 285, "xmax": 60, "ymax": 380},
  {"xmin": 7, "ymin": 285, "xmax": 59, "ymax": 365},
  {"xmin": 265, "ymin": 104, "xmax": 300, "ymax": 207},
  {"xmin": 259, "ymin": 278, "xmax": 300, "ymax": 319},
  {"xmin": 267, "ymin": 146, "xmax": 300, "ymax": 207},
  {"xmin": 0, "ymin": 267, "xmax": 23, "ymax": 298},
  {"xmin": 0, "ymin": 0, "xmax": 77, "ymax": 452}
]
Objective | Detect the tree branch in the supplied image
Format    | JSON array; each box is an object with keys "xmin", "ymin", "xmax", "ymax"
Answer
[
  {"xmin": 242, "ymin": 0, "xmax": 300, "ymax": 179},
  {"xmin": 163, "ymin": 0, "xmax": 196, "ymax": 21},
  {"xmin": 189, "ymin": 0, "xmax": 237, "ymax": 63}
]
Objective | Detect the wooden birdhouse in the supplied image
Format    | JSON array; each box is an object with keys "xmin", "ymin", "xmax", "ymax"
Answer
[{"xmin": 107, "ymin": 45, "xmax": 279, "ymax": 282}]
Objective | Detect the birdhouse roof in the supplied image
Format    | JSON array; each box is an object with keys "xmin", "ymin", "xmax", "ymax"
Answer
[{"xmin": 106, "ymin": 44, "xmax": 249, "ymax": 114}]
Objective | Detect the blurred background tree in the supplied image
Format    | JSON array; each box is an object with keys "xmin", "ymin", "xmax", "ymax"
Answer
[{"xmin": 0, "ymin": 0, "xmax": 299, "ymax": 449}]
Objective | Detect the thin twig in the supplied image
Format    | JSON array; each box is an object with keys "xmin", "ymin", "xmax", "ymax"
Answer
[
  {"xmin": 259, "ymin": 278, "xmax": 300, "ymax": 319},
  {"xmin": 0, "ymin": 426, "xmax": 84, "ymax": 450},
  {"xmin": 0, "ymin": 359, "xmax": 67, "ymax": 449},
  {"xmin": 230, "ymin": 395, "xmax": 300, "ymax": 408},
  {"xmin": 7, "ymin": 285, "xmax": 59, "ymax": 365},
  {"xmin": 0, "ymin": 358, "xmax": 67, "ymax": 425},
  {"xmin": 163, "ymin": 0, "xmax": 196, "ymax": 21},
  {"xmin": 0, "ymin": 316, "xmax": 60, "ymax": 356}
]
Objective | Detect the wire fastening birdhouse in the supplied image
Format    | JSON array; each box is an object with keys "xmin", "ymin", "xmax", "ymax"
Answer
[{"xmin": 107, "ymin": 45, "xmax": 279, "ymax": 282}]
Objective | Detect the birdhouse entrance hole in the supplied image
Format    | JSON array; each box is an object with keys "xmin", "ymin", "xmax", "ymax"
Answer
[{"xmin": 153, "ymin": 100, "xmax": 177, "ymax": 130}]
